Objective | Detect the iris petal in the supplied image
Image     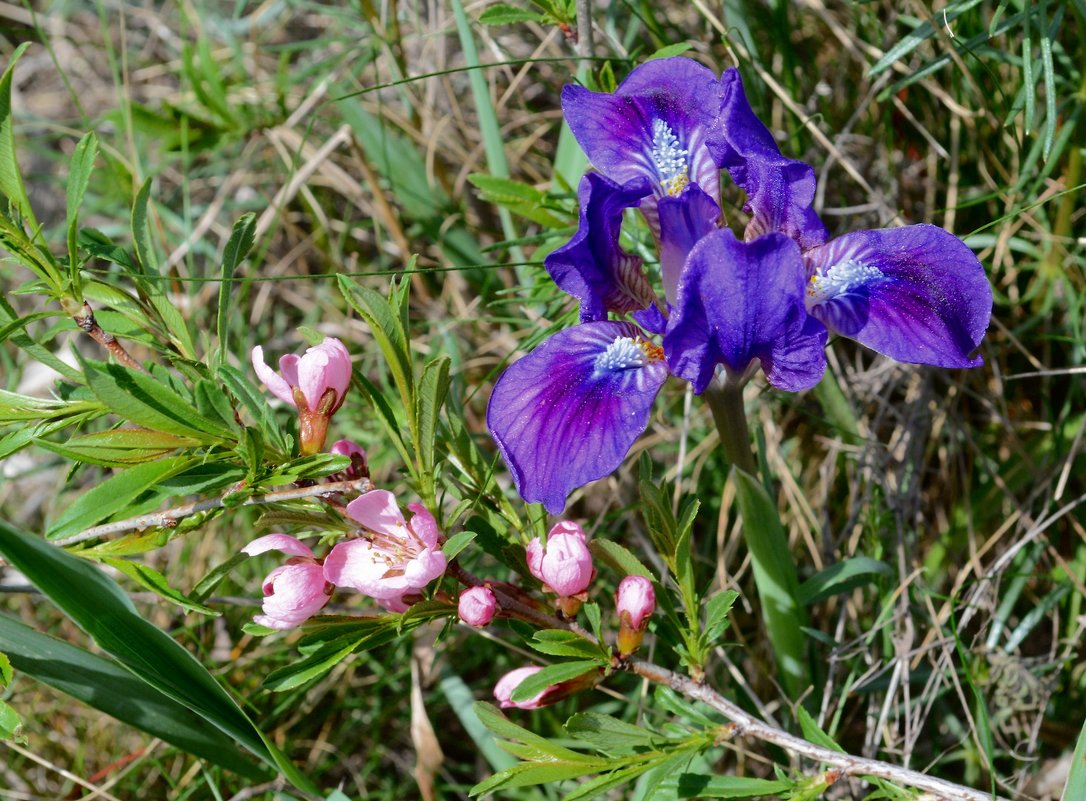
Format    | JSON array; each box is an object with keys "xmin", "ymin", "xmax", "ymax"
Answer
[
  {"xmin": 486, "ymin": 321, "xmax": 669, "ymax": 513},
  {"xmin": 664, "ymin": 230, "xmax": 827, "ymax": 393},
  {"xmin": 707, "ymin": 69, "xmax": 827, "ymax": 250},
  {"xmin": 562, "ymin": 57, "xmax": 721, "ymax": 232},
  {"xmin": 545, "ymin": 173, "xmax": 656, "ymax": 322},
  {"xmin": 657, "ymin": 185, "xmax": 721, "ymax": 303},
  {"xmin": 804, "ymin": 225, "xmax": 992, "ymax": 367}
]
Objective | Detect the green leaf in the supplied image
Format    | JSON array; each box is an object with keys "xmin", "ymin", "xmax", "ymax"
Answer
[
  {"xmin": 1061, "ymin": 711, "xmax": 1086, "ymax": 800},
  {"xmin": 442, "ymin": 531, "xmax": 477, "ymax": 560},
  {"xmin": 647, "ymin": 42, "xmax": 692, "ymax": 60},
  {"xmin": 796, "ymin": 706, "xmax": 844, "ymax": 753},
  {"xmin": 0, "ymin": 613, "xmax": 265, "ymax": 777},
  {"xmin": 0, "ymin": 520, "xmax": 313, "ymax": 790},
  {"xmin": 478, "ymin": 4, "xmax": 543, "ymax": 24},
  {"xmin": 192, "ymin": 552, "xmax": 248, "ymax": 602},
  {"xmin": 83, "ymin": 360, "xmax": 230, "ymax": 442},
  {"xmin": 338, "ymin": 276, "xmax": 413, "ymax": 422},
  {"xmin": 509, "ymin": 659, "xmax": 601, "ymax": 703},
  {"xmin": 262, "ymin": 633, "xmax": 370, "ymax": 692},
  {"xmin": 798, "ymin": 557, "xmax": 892, "ymax": 606},
  {"xmin": 66, "ymin": 131, "xmax": 98, "ymax": 292},
  {"xmin": 416, "ymin": 354, "xmax": 451, "ymax": 487},
  {"xmin": 0, "ymin": 698, "xmax": 18, "ymax": 741},
  {"xmin": 565, "ymin": 712, "xmax": 654, "ymax": 754},
  {"xmin": 731, "ymin": 467, "xmax": 808, "ymax": 700},
  {"xmin": 440, "ymin": 675, "xmax": 518, "ymax": 772},
  {"xmin": 0, "ymin": 43, "xmax": 37, "ymax": 227},
  {"xmin": 703, "ymin": 589, "xmax": 739, "ymax": 643},
  {"xmin": 0, "ymin": 650, "xmax": 11, "ymax": 686},
  {"xmin": 38, "ymin": 428, "xmax": 199, "ymax": 467},
  {"xmin": 46, "ymin": 456, "xmax": 194, "ymax": 540},
  {"xmin": 216, "ymin": 213, "xmax": 257, "ymax": 367},
  {"xmin": 673, "ymin": 774, "xmax": 793, "ymax": 798},
  {"xmin": 588, "ymin": 539, "xmax": 653, "ymax": 580},
  {"xmin": 100, "ymin": 557, "xmax": 220, "ymax": 616},
  {"xmin": 529, "ymin": 630, "xmax": 606, "ymax": 660}
]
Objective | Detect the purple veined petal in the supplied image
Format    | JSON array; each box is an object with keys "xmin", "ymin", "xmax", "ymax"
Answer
[
  {"xmin": 242, "ymin": 533, "xmax": 315, "ymax": 560},
  {"xmin": 804, "ymin": 225, "xmax": 992, "ymax": 367},
  {"xmin": 487, "ymin": 321, "xmax": 670, "ymax": 514},
  {"xmin": 251, "ymin": 347, "xmax": 297, "ymax": 407},
  {"xmin": 545, "ymin": 173, "xmax": 656, "ymax": 322},
  {"xmin": 345, "ymin": 489, "xmax": 407, "ymax": 537},
  {"xmin": 657, "ymin": 185, "xmax": 721, "ymax": 304},
  {"xmin": 561, "ymin": 58, "xmax": 721, "ymax": 229},
  {"xmin": 664, "ymin": 229, "xmax": 828, "ymax": 393},
  {"xmin": 706, "ymin": 69, "xmax": 827, "ymax": 250},
  {"xmin": 633, "ymin": 304, "xmax": 667, "ymax": 335}
]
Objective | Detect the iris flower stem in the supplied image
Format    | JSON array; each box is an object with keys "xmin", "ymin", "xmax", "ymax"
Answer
[
  {"xmin": 704, "ymin": 371, "xmax": 811, "ymax": 702},
  {"xmin": 703, "ymin": 375, "xmax": 756, "ymax": 475}
]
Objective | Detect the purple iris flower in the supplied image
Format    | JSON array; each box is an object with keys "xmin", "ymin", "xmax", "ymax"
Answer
[{"xmin": 487, "ymin": 57, "xmax": 992, "ymax": 513}]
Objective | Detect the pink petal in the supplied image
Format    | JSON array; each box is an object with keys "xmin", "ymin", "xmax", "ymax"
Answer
[
  {"xmin": 319, "ymin": 338, "xmax": 353, "ymax": 400},
  {"xmin": 402, "ymin": 548, "xmax": 447, "ymax": 589},
  {"xmin": 278, "ymin": 354, "xmax": 300, "ymax": 388},
  {"xmin": 406, "ymin": 503, "xmax": 441, "ymax": 549},
  {"xmin": 297, "ymin": 347, "xmax": 333, "ymax": 412},
  {"xmin": 494, "ymin": 666, "xmax": 546, "ymax": 709},
  {"xmin": 525, "ymin": 538, "xmax": 545, "ymax": 583},
  {"xmin": 251, "ymin": 347, "xmax": 297, "ymax": 407},
  {"xmin": 323, "ymin": 539, "xmax": 409, "ymax": 600},
  {"xmin": 345, "ymin": 490, "xmax": 407, "ymax": 537},
  {"xmin": 242, "ymin": 533, "xmax": 315, "ymax": 559}
]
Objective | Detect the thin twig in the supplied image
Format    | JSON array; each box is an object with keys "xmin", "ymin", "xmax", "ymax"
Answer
[
  {"xmin": 54, "ymin": 478, "xmax": 374, "ymax": 547},
  {"xmin": 626, "ymin": 659, "xmax": 1007, "ymax": 801},
  {"xmin": 72, "ymin": 301, "xmax": 144, "ymax": 371},
  {"xmin": 575, "ymin": 0, "xmax": 594, "ymax": 62}
]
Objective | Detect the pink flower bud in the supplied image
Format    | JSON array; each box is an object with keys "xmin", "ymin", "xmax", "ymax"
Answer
[
  {"xmin": 526, "ymin": 521, "xmax": 595, "ymax": 599},
  {"xmin": 242, "ymin": 534, "xmax": 332, "ymax": 629},
  {"xmin": 616, "ymin": 576, "xmax": 655, "ymax": 630},
  {"xmin": 458, "ymin": 586, "xmax": 497, "ymax": 627},
  {"xmin": 329, "ymin": 439, "xmax": 369, "ymax": 481},
  {"xmin": 494, "ymin": 666, "xmax": 547, "ymax": 709},
  {"xmin": 252, "ymin": 337, "xmax": 352, "ymax": 454},
  {"xmin": 615, "ymin": 575, "xmax": 655, "ymax": 656},
  {"xmin": 493, "ymin": 664, "xmax": 601, "ymax": 710}
]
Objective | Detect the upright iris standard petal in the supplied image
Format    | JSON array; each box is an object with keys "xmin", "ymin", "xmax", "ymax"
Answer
[
  {"xmin": 706, "ymin": 69, "xmax": 827, "ymax": 251},
  {"xmin": 657, "ymin": 185, "xmax": 721, "ymax": 304},
  {"xmin": 562, "ymin": 57, "xmax": 721, "ymax": 231},
  {"xmin": 487, "ymin": 321, "xmax": 669, "ymax": 513},
  {"xmin": 545, "ymin": 173, "xmax": 656, "ymax": 322},
  {"xmin": 664, "ymin": 230, "xmax": 828, "ymax": 393},
  {"xmin": 804, "ymin": 225, "xmax": 992, "ymax": 368}
]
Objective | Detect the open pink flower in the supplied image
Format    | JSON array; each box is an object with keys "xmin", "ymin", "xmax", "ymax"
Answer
[
  {"xmin": 242, "ymin": 534, "xmax": 332, "ymax": 630},
  {"xmin": 252, "ymin": 337, "xmax": 352, "ymax": 454},
  {"xmin": 323, "ymin": 490, "xmax": 447, "ymax": 612},
  {"xmin": 526, "ymin": 521, "xmax": 595, "ymax": 598},
  {"xmin": 458, "ymin": 586, "xmax": 497, "ymax": 627}
]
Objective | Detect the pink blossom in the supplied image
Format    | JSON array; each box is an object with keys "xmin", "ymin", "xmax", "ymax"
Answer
[
  {"xmin": 458, "ymin": 586, "xmax": 497, "ymax": 627},
  {"xmin": 493, "ymin": 666, "xmax": 548, "ymax": 709},
  {"xmin": 329, "ymin": 439, "xmax": 369, "ymax": 481},
  {"xmin": 242, "ymin": 534, "xmax": 332, "ymax": 630},
  {"xmin": 493, "ymin": 664, "xmax": 601, "ymax": 709},
  {"xmin": 616, "ymin": 575, "xmax": 655, "ymax": 630},
  {"xmin": 615, "ymin": 575, "xmax": 655, "ymax": 656},
  {"xmin": 526, "ymin": 521, "xmax": 595, "ymax": 598},
  {"xmin": 323, "ymin": 490, "xmax": 447, "ymax": 611},
  {"xmin": 251, "ymin": 337, "xmax": 352, "ymax": 413}
]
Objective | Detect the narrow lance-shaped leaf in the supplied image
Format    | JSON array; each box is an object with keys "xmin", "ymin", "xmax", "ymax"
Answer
[
  {"xmin": 216, "ymin": 212, "xmax": 257, "ymax": 368},
  {"xmin": 0, "ymin": 519, "xmax": 316, "ymax": 792},
  {"xmin": 65, "ymin": 131, "xmax": 98, "ymax": 297}
]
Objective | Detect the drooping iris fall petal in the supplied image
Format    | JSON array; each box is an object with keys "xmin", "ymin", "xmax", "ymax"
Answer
[
  {"xmin": 545, "ymin": 173, "xmax": 656, "ymax": 322},
  {"xmin": 657, "ymin": 184, "xmax": 721, "ymax": 303},
  {"xmin": 486, "ymin": 321, "xmax": 669, "ymax": 513},
  {"xmin": 664, "ymin": 229, "xmax": 827, "ymax": 393},
  {"xmin": 804, "ymin": 224, "xmax": 992, "ymax": 368}
]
